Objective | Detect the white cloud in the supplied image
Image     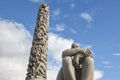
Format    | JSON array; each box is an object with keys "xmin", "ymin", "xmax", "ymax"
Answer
[
  {"xmin": 69, "ymin": 29, "xmax": 77, "ymax": 34},
  {"xmin": 0, "ymin": 19, "xmax": 32, "ymax": 57},
  {"xmin": 0, "ymin": 19, "xmax": 32, "ymax": 80},
  {"xmin": 85, "ymin": 45, "xmax": 93, "ymax": 49},
  {"xmin": 70, "ymin": 3, "xmax": 75, "ymax": 9},
  {"xmin": 80, "ymin": 44, "xmax": 93, "ymax": 49},
  {"xmin": 50, "ymin": 23, "xmax": 66, "ymax": 32},
  {"xmin": 113, "ymin": 53, "xmax": 120, "ymax": 56},
  {"xmin": 0, "ymin": 57, "xmax": 27, "ymax": 80},
  {"xmin": 80, "ymin": 12, "xmax": 93, "ymax": 23},
  {"xmin": 47, "ymin": 64, "xmax": 60, "ymax": 80},
  {"xmin": 103, "ymin": 65, "xmax": 113, "ymax": 69},
  {"xmin": 52, "ymin": 8, "xmax": 60, "ymax": 16},
  {"xmin": 94, "ymin": 70, "xmax": 103, "ymax": 80},
  {"xmin": 29, "ymin": 0, "xmax": 44, "ymax": 3},
  {"xmin": 52, "ymin": 8, "xmax": 61, "ymax": 20},
  {"xmin": 48, "ymin": 32, "xmax": 74, "ymax": 62},
  {"xmin": 99, "ymin": 60, "xmax": 114, "ymax": 69},
  {"xmin": 102, "ymin": 61, "xmax": 110, "ymax": 64},
  {"xmin": 56, "ymin": 23, "xmax": 65, "ymax": 31},
  {"xmin": 0, "ymin": 19, "xmax": 103, "ymax": 80}
]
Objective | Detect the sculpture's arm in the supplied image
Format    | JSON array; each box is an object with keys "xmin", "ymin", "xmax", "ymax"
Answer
[
  {"xmin": 62, "ymin": 48, "xmax": 84, "ymax": 58},
  {"xmin": 73, "ymin": 48, "xmax": 93, "ymax": 68}
]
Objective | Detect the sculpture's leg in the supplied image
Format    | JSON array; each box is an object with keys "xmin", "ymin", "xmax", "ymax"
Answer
[
  {"xmin": 62, "ymin": 56, "xmax": 76, "ymax": 80},
  {"xmin": 81, "ymin": 57, "xmax": 94, "ymax": 80},
  {"xmin": 56, "ymin": 67, "xmax": 64, "ymax": 80}
]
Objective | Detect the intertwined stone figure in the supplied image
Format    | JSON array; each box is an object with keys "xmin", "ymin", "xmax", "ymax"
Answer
[{"xmin": 57, "ymin": 43, "xmax": 94, "ymax": 80}]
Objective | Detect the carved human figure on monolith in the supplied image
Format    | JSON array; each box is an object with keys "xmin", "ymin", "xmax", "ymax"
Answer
[
  {"xmin": 57, "ymin": 43, "xmax": 94, "ymax": 80},
  {"xmin": 25, "ymin": 3, "xmax": 49, "ymax": 80}
]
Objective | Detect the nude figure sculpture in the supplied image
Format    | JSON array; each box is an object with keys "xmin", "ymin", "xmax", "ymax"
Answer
[{"xmin": 56, "ymin": 43, "xmax": 94, "ymax": 80}]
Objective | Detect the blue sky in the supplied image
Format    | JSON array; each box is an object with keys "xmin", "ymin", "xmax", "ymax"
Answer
[{"xmin": 0, "ymin": 0, "xmax": 120, "ymax": 80}]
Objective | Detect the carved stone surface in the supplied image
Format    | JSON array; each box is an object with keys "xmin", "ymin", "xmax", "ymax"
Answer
[
  {"xmin": 25, "ymin": 3, "xmax": 49, "ymax": 80},
  {"xmin": 57, "ymin": 43, "xmax": 94, "ymax": 80}
]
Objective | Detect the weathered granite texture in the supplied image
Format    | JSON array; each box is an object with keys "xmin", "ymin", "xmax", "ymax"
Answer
[
  {"xmin": 57, "ymin": 43, "xmax": 94, "ymax": 80},
  {"xmin": 25, "ymin": 3, "xmax": 49, "ymax": 80}
]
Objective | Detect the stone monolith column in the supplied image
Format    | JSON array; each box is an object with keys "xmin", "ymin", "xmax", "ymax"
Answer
[{"xmin": 25, "ymin": 3, "xmax": 49, "ymax": 80}]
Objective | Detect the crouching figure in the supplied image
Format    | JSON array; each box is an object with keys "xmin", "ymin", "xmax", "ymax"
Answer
[{"xmin": 56, "ymin": 43, "xmax": 94, "ymax": 80}]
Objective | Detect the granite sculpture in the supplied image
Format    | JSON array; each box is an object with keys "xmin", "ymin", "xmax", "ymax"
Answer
[
  {"xmin": 57, "ymin": 43, "xmax": 94, "ymax": 80},
  {"xmin": 25, "ymin": 3, "xmax": 49, "ymax": 80}
]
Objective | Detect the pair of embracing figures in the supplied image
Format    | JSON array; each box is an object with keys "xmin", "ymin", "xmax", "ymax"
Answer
[{"xmin": 57, "ymin": 43, "xmax": 94, "ymax": 80}]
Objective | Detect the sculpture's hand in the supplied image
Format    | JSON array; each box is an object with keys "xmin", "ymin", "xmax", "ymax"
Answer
[
  {"xmin": 73, "ymin": 53, "xmax": 84, "ymax": 68},
  {"xmin": 73, "ymin": 58, "xmax": 79, "ymax": 68},
  {"xmin": 81, "ymin": 48, "xmax": 93, "ymax": 57}
]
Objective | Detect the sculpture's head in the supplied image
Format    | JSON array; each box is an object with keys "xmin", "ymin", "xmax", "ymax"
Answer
[
  {"xmin": 71, "ymin": 43, "xmax": 79, "ymax": 48},
  {"xmin": 40, "ymin": 3, "xmax": 49, "ymax": 11}
]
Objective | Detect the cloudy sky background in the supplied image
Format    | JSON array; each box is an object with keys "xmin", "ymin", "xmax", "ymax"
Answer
[{"xmin": 0, "ymin": 0, "xmax": 120, "ymax": 80}]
